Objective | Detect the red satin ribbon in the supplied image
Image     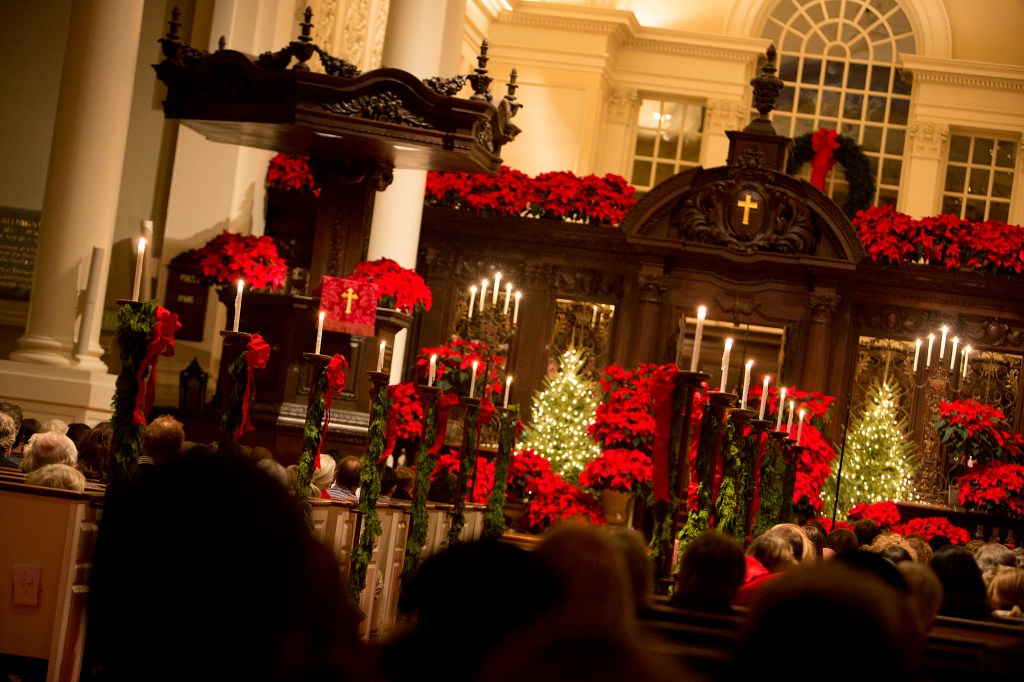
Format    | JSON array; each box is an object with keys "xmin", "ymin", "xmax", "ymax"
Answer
[
  {"xmin": 316, "ymin": 354, "xmax": 348, "ymax": 467},
  {"xmin": 429, "ymin": 393, "xmax": 460, "ymax": 455},
  {"xmin": 650, "ymin": 364, "xmax": 679, "ymax": 503},
  {"xmin": 380, "ymin": 399, "xmax": 399, "ymax": 464},
  {"xmin": 133, "ymin": 306, "xmax": 181, "ymax": 426},
  {"xmin": 235, "ymin": 334, "xmax": 270, "ymax": 440},
  {"xmin": 810, "ymin": 128, "xmax": 839, "ymax": 191}
]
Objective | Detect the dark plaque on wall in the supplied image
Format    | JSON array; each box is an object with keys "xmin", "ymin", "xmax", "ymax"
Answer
[
  {"xmin": 164, "ymin": 251, "xmax": 209, "ymax": 342},
  {"xmin": 0, "ymin": 207, "xmax": 40, "ymax": 300}
]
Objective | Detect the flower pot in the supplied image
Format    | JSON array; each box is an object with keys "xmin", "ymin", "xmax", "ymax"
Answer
[
  {"xmin": 601, "ymin": 489, "xmax": 635, "ymax": 527},
  {"xmin": 503, "ymin": 497, "xmax": 528, "ymax": 531},
  {"xmin": 948, "ymin": 484, "xmax": 961, "ymax": 509}
]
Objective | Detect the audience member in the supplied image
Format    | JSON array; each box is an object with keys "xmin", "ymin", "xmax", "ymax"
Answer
[
  {"xmin": 20, "ymin": 430, "xmax": 77, "ymax": 472},
  {"xmin": 311, "ymin": 455, "xmax": 337, "ymax": 499},
  {"xmin": 393, "ymin": 466, "xmax": 415, "ymax": 500},
  {"xmin": 800, "ymin": 522, "xmax": 826, "ymax": 559},
  {"xmin": 974, "ymin": 542, "xmax": 1017, "ymax": 586},
  {"xmin": 140, "ymin": 415, "xmax": 185, "ymax": 467},
  {"xmin": 0, "ymin": 402, "xmax": 24, "ymax": 466},
  {"xmin": 41, "ymin": 418, "xmax": 69, "ymax": 434},
  {"xmin": 76, "ymin": 421, "xmax": 113, "ymax": 484},
  {"xmin": 834, "ymin": 547, "xmax": 909, "ymax": 592},
  {"xmin": 927, "ymin": 534, "xmax": 953, "ymax": 552},
  {"xmin": 930, "ymin": 544, "xmax": 989, "ymax": 620},
  {"xmin": 1014, "ymin": 546, "xmax": 1024, "ymax": 570},
  {"xmin": 426, "ymin": 471, "xmax": 458, "ymax": 504},
  {"xmin": 853, "ymin": 517, "xmax": 880, "ymax": 547},
  {"xmin": 379, "ymin": 465, "xmax": 398, "ymax": 502},
  {"xmin": 896, "ymin": 562, "xmax": 944, "ymax": 632},
  {"xmin": 870, "ymin": 532, "xmax": 918, "ymax": 563},
  {"xmin": 10, "ymin": 417, "xmax": 40, "ymax": 465},
  {"xmin": 26, "ymin": 463, "xmax": 86, "ymax": 492},
  {"xmin": 772, "ymin": 523, "xmax": 816, "ymax": 564},
  {"xmin": 903, "ymin": 534, "xmax": 933, "ymax": 565},
  {"xmin": 609, "ymin": 528, "xmax": 655, "ymax": 615},
  {"xmin": 826, "ymin": 527, "xmax": 859, "ymax": 554},
  {"xmin": 671, "ymin": 530, "xmax": 745, "ymax": 614},
  {"xmin": 963, "ymin": 539, "xmax": 985, "ymax": 556},
  {"xmin": 255, "ymin": 457, "xmax": 290, "ymax": 489},
  {"xmin": 0, "ymin": 412, "xmax": 18, "ymax": 469},
  {"xmin": 330, "ymin": 455, "xmax": 362, "ymax": 501},
  {"xmin": 987, "ymin": 566, "xmax": 1024, "ymax": 621},
  {"xmin": 735, "ymin": 530, "xmax": 796, "ymax": 606},
  {"xmin": 65, "ymin": 422, "xmax": 92, "ymax": 449}
]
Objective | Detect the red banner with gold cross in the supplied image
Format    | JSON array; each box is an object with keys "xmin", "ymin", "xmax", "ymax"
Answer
[{"xmin": 319, "ymin": 276, "xmax": 378, "ymax": 337}]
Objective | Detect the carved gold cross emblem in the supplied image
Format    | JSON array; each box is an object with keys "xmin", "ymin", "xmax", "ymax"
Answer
[
  {"xmin": 341, "ymin": 287, "xmax": 358, "ymax": 314},
  {"xmin": 736, "ymin": 194, "xmax": 759, "ymax": 225}
]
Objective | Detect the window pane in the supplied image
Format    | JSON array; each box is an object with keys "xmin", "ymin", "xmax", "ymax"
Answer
[
  {"xmin": 637, "ymin": 99, "xmax": 660, "ymax": 127},
  {"xmin": 887, "ymin": 98, "xmax": 908, "ymax": 125},
  {"xmin": 661, "ymin": 102, "xmax": 683, "ymax": 131},
  {"xmin": 794, "ymin": 116, "xmax": 816, "ymax": 137},
  {"xmin": 806, "ymin": 32, "xmax": 825, "ymax": 54},
  {"xmin": 941, "ymin": 195, "xmax": 963, "ymax": 216},
  {"xmin": 968, "ymin": 168, "xmax": 990, "ymax": 195},
  {"xmin": 797, "ymin": 89, "xmax": 817, "ymax": 114},
  {"xmin": 777, "ymin": 86, "xmax": 795, "ymax": 112},
  {"xmin": 862, "ymin": 126, "xmax": 882, "ymax": 153},
  {"xmin": 820, "ymin": 90, "xmax": 840, "ymax": 117},
  {"xmin": 989, "ymin": 202, "xmax": 1010, "ymax": 222},
  {"xmin": 896, "ymin": 36, "xmax": 916, "ymax": 56},
  {"xmin": 847, "ymin": 63, "xmax": 867, "ymax": 89},
  {"xmin": 843, "ymin": 93, "xmax": 864, "ymax": 119},
  {"xmin": 992, "ymin": 171, "xmax": 1013, "ymax": 199},
  {"xmin": 802, "ymin": 58, "xmax": 822, "ymax": 84},
  {"xmin": 892, "ymin": 70, "xmax": 912, "ymax": 95},
  {"xmin": 773, "ymin": 114, "xmax": 792, "ymax": 134},
  {"xmin": 779, "ymin": 56, "xmax": 799, "ymax": 82},
  {"xmin": 656, "ymin": 133, "xmax": 677, "ymax": 159},
  {"xmin": 881, "ymin": 158, "xmax": 902, "ymax": 185},
  {"xmin": 948, "ymin": 135, "xmax": 970, "ymax": 163},
  {"xmin": 878, "ymin": 189, "xmax": 898, "ymax": 207},
  {"xmin": 654, "ymin": 163, "xmax": 675, "ymax": 186},
  {"xmin": 635, "ymin": 131, "xmax": 655, "ymax": 157},
  {"xmin": 824, "ymin": 60, "xmax": 845, "ymax": 86},
  {"xmin": 683, "ymin": 105, "xmax": 704, "ymax": 133},
  {"xmin": 944, "ymin": 166, "xmax": 966, "ymax": 193},
  {"xmin": 885, "ymin": 128, "xmax": 906, "ymax": 155},
  {"xmin": 874, "ymin": 42, "xmax": 892, "ymax": 62},
  {"xmin": 965, "ymin": 199, "xmax": 986, "ymax": 222},
  {"xmin": 870, "ymin": 66, "xmax": 891, "ymax": 92},
  {"xmin": 681, "ymin": 136, "xmax": 701, "ymax": 162},
  {"xmin": 888, "ymin": 11, "xmax": 911, "ymax": 35},
  {"xmin": 631, "ymin": 160, "xmax": 652, "ymax": 186},
  {"xmin": 972, "ymin": 138, "xmax": 995, "ymax": 165},
  {"xmin": 841, "ymin": 121, "xmax": 861, "ymax": 139},
  {"xmin": 866, "ymin": 96, "xmax": 886, "ymax": 122},
  {"xmin": 995, "ymin": 140, "xmax": 1018, "ymax": 168}
]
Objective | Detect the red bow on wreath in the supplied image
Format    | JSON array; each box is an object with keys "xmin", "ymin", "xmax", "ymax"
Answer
[
  {"xmin": 810, "ymin": 128, "xmax": 840, "ymax": 191},
  {"xmin": 316, "ymin": 354, "xmax": 349, "ymax": 468},
  {"xmin": 234, "ymin": 334, "xmax": 270, "ymax": 440},
  {"xmin": 133, "ymin": 306, "xmax": 181, "ymax": 426}
]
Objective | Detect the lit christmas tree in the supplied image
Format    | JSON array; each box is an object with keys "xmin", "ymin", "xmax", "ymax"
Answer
[
  {"xmin": 520, "ymin": 347, "xmax": 601, "ymax": 484},
  {"xmin": 822, "ymin": 375, "xmax": 918, "ymax": 515}
]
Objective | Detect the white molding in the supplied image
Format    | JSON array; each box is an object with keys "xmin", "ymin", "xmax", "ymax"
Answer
[{"xmin": 900, "ymin": 55, "xmax": 1024, "ymax": 93}]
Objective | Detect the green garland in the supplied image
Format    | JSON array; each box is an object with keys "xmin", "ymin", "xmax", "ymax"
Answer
[
  {"xmin": 403, "ymin": 396, "xmax": 441, "ymax": 577},
  {"xmin": 751, "ymin": 436, "xmax": 784, "ymax": 538},
  {"xmin": 677, "ymin": 398, "xmax": 721, "ymax": 558},
  {"xmin": 348, "ymin": 383, "xmax": 390, "ymax": 603},
  {"xmin": 786, "ymin": 132, "xmax": 876, "ymax": 220},
  {"xmin": 735, "ymin": 430, "xmax": 760, "ymax": 542},
  {"xmin": 482, "ymin": 406, "xmax": 520, "ymax": 541},
  {"xmin": 447, "ymin": 400, "xmax": 480, "ymax": 547},
  {"xmin": 779, "ymin": 445, "xmax": 798, "ymax": 525},
  {"xmin": 714, "ymin": 420, "xmax": 741, "ymax": 537},
  {"xmin": 650, "ymin": 380, "xmax": 689, "ymax": 569},
  {"xmin": 296, "ymin": 367, "xmax": 329, "ymax": 529},
  {"xmin": 110, "ymin": 301, "xmax": 158, "ymax": 490}
]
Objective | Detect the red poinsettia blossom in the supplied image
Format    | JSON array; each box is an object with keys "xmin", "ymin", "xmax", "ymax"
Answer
[
  {"xmin": 814, "ymin": 517, "xmax": 852, "ymax": 533},
  {"xmin": 387, "ymin": 382, "xmax": 424, "ymax": 440},
  {"xmin": 348, "ymin": 258, "xmax": 432, "ymax": 314},
  {"xmin": 935, "ymin": 398, "xmax": 1024, "ymax": 468},
  {"xmin": 847, "ymin": 500, "xmax": 901, "ymax": 529},
  {"xmin": 191, "ymin": 231, "xmax": 288, "ymax": 291},
  {"xmin": 956, "ymin": 460, "xmax": 1024, "ymax": 518},
  {"xmin": 520, "ymin": 470, "xmax": 604, "ymax": 532},
  {"xmin": 431, "ymin": 451, "xmax": 494, "ymax": 504},
  {"xmin": 578, "ymin": 448, "xmax": 653, "ymax": 493},
  {"xmin": 416, "ymin": 338, "xmax": 504, "ymax": 399},
  {"xmin": 589, "ymin": 363, "xmax": 660, "ymax": 452},
  {"xmin": 791, "ymin": 422, "xmax": 837, "ymax": 511},
  {"xmin": 892, "ymin": 516, "xmax": 971, "ymax": 544},
  {"xmin": 506, "ymin": 448, "xmax": 554, "ymax": 500},
  {"xmin": 266, "ymin": 153, "xmax": 320, "ymax": 196}
]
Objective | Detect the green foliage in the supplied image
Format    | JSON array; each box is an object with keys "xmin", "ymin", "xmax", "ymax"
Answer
[
  {"xmin": 735, "ymin": 429, "xmax": 759, "ymax": 542},
  {"xmin": 483, "ymin": 406, "xmax": 520, "ymax": 541},
  {"xmin": 752, "ymin": 435, "xmax": 784, "ymax": 538},
  {"xmin": 779, "ymin": 444, "xmax": 798, "ymax": 524},
  {"xmin": 448, "ymin": 400, "xmax": 481, "ymax": 546},
  {"xmin": 404, "ymin": 396, "xmax": 440, "ymax": 577},
  {"xmin": 649, "ymin": 379, "xmax": 690, "ymax": 569},
  {"xmin": 296, "ymin": 368, "xmax": 328, "ymax": 529},
  {"xmin": 715, "ymin": 420, "xmax": 741, "ymax": 537},
  {"xmin": 110, "ymin": 301, "xmax": 158, "ymax": 490},
  {"xmin": 677, "ymin": 398, "xmax": 721, "ymax": 556},
  {"xmin": 348, "ymin": 383, "xmax": 390, "ymax": 603},
  {"xmin": 786, "ymin": 131, "xmax": 876, "ymax": 219}
]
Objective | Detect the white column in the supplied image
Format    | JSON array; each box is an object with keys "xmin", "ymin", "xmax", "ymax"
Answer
[
  {"xmin": 370, "ymin": 0, "xmax": 464, "ymax": 383},
  {"xmin": 899, "ymin": 121, "xmax": 949, "ymax": 217},
  {"xmin": 10, "ymin": 0, "xmax": 144, "ymax": 370}
]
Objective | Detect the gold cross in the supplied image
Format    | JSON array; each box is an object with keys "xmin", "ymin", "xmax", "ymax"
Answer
[
  {"xmin": 341, "ymin": 287, "xmax": 358, "ymax": 314},
  {"xmin": 736, "ymin": 194, "xmax": 759, "ymax": 225}
]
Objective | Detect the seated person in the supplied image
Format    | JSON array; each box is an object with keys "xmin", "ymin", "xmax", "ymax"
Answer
[
  {"xmin": 311, "ymin": 455, "xmax": 337, "ymax": 499},
  {"xmin": 26, "ymin": 463, "xmax": 86, "ymax": 492},
  {"xmin": 77, "ymin": 421, "xmax": 113, "ymax": 484},
  {"xmin": 735, "ymin": 529, "xmax": 797, "ymax": 607},
  {"xmin": 393, "ymin": 466, "xmax": 415, "ymax": 500},
  {"xmin": 379, "ymin": 465, "xmax": 398, "ymax": 502},
  {"xmin": 9, "ymin": 417, "xmax": 40, "ymax": 466},
  {"xmin": 0, "ymin": 412, "xmax": 19, "ymax": 469},
  {"xmin": 671, "ymin": 529, "xmax": 746, "ymax": 614},
  {"xmin": 20, "ymin": 430, "xmax": 77, "ymax": 472},
  {"xmin": 329, "ymin": 455, "xmax": 362, "ymax": 501},
  {"xmin": 988, "ymin": 565, "xmax": 1024, "ymax": 621},
  {"xmin": 140, "ymin": 415, "xmax": 186, "ymax": 467}
]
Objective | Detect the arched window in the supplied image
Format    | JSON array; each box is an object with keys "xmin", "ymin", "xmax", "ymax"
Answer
[{"xmin": 762, "ymin": 0, "xmax": 916, "ymax": 207}]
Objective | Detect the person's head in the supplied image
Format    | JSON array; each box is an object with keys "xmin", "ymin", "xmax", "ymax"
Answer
[
  {"xmin": 394, "ymin": 466, "xmax": 415, "ymax": 500},
  {"xmin": 14, "ymin": 418, "xmax": 41, "ymax": 449},
  {"xmin": 609, "ymin": 529, "xmax": 654, "ymax": 613},
  {"xmin": 927, "ymin": 534, "xmax": 952, "ymax": 552},
  {"xmin": 21, "ymin": 431, "xmax": 77, "ymax": 472},
  {"xmin": 255, "ymin": 458, "xmax": 290, "ymax": 489},
  {"xmin": 142, "ymin": 415, "xmax": 185, "ymax": 465},
  {"xmin": 41, "ymin": 419, "xmax": 69, "ymax": 434},
  {"xmin": 903, "ymin": 535, "xmax": 933, "ymax": 565},
  {"xmin": 897, "ymin": 562, "xmax": 944, "ymax": 632},
  {"xmin": 930, "ymin": 544, "xmax": 988, "ymax": 620},
  {"xmin": 26, "ymin": 463, "xmax": 86, "ymax": 492},
  {"xmin": 380, "ymin": 465, "xmax": 398, "ymax": 497},
  {"xmin": 963, "ymin": 539, "xmax": 985, "ymax": 556},
  {"xmin": 853, "ymin": 518, "xmax": 880, "ymax": 546},
  {"xmin": 800, "ymin": 523, "xmax": 826, "ymax": 560},
  {"xmin": 0, "ymin": 402, "xmax": 23, "ymax": 435},
  {"xmin": 311, "ymin": 455, "xmax": 336, "ymax": 495},
  {"xmin": 672, "ymin": 530, "xmax": 745, "ymax": 613},
  {"xmin": 772, "ymin": 523, "xmax": 815, "ymax": 563},
  {"xmin": 749, "ymin": 529, "xmax": 797, "ymax": 573},
  {"xmin": 975, "ymin": 542, "xmax": 1017, "ymax": 584},
  {"xmin": 65, "ymin": 423, "xmax": 92, "ymax": 448},
  {"xmin": 826, "ymin": 527, "xmax": 859, "ymax": 554},
  {"xmin": 870, "ymin": 533, "xmax": 917, "ymax": 563},
  {"xmin": 427, "ymin": 472, "xmax": 457, "ymax": 504},
  {"xmin": 76, "ymin": 421, "xmax": 113, "ymax": 483},
  {"xmin": 0, "ymin": 411, "xmax": 16, "ymax": 456},
  {"xmin": 336, "ymin": 455, "xmax": 363, "ymax": 490},
  {"xmin": 987, "ymin": 566, "xmax": 1024, "ymax": 614}
]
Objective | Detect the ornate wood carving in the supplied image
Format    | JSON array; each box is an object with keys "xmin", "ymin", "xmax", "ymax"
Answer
[
  {"xmin": 321, "ymin": 94, "xmax": 433, "ymax": 128},
  {"xmin": 809, "ymin": 293, "xmax": 840, "ymax": 324},
  {"xmin": 637, "ymin": 273, "xmax": 668, "ymax": 303}
]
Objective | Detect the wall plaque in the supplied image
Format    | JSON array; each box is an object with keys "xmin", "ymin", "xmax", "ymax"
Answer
[{"xmin": 0, "ymin": 207, "xmax": 40, "ymax": 300}]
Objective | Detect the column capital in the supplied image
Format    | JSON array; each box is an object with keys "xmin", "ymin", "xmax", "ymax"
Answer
[
  {"xmin": 605, "ymin": 88, "xmax": 639, "ymax": 125},
  {"xmin": 808, "ymin": 291, "xmax": 840, "ymax": 324},
  {"xmin": 907, "ymin": 121, "xmax": 950, "ymax": 158},
  {"xmin": 637, "ymin": 272, "xmax": 668, "ymax": 304},
  {"xmin": 706, "ymin": 98, "xmax": 747, "ymax": 136}
]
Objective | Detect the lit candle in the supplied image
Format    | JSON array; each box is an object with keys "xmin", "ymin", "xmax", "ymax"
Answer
[
  {"xmin": 720, "ymin": 338, "xmax": 733, "ymax": 391},
  {"xmin": 939, "ymin": 325, "xmax": 948, "ymax": 360},
  {"xmin": 468, "ymin": 285, "xmax": 477, "ymax": 320},
  {"xmin": 503, "ymin": 375, "xmax": 513, "ymax": 408},
  {"xmin": 492, "ymin": 272, "xmax": 501, "ymax": 305},
  {"xmin": 132, "ymin": 236, "xmax": 147, "ymax": 301},
  {"xmin": 469, "ymin": 360, "xmax": 479, "ymax": 398},
  {"xmin": 949, "ymin": 337, "xmax": 959, "ymax": 371},
  {"xmin": 759, "ymin": 375, "xmax": 771, "ymax": 420},
  {"xmin": 913, "ymin": 339, "xmax": 921, "ymax": 372},
  {"xmin": 926, "ymin": 333, "xmax": 935, "ymax": 368},
  {"xmin": 428, "ymin": 354, "xmax": 437, "ymax": 387},
  {"xmin": 377, "ymin": 341, "xmax": 386, "ymax": 373},
  {"xmin": 962, "ymin": 345, "xmax": 971, "ymax": 378},
  {"xmin": 797, "ymin": 409, "xmax": 806, "ymax": 445},
  {"xmin": 591, "ymin": 305, "xmax": 598, "ymax": 328},
  {"xmin": 315, "ymin": 310, "xmax": 325, "ymax": 355},
  {"xmin": 480, "ymin": 278, "xmax": 489, "ymax": 312},
  {"xmin": 233, "ymin": 279, "xmax": 244, "ymax": 332},
  {"xmin": 775, "ymin": 387, "xmax": 787, "ymax": 430},
  {"xmin": 503, "ymin": 283, "xmax": 512, "ymax": 314},
  {"xmin": 786, "ymin": 400, "xmax": 795, "ymax": 434},
  {"xmin": 690, "ymin": 306, "xmax": 706, "ymax": 372},
  {"xmin": 740, "ymin": 360, "xmax": 753, "ymax": 410},
  {"xmin": 513, "ymin": 291, "xmax": 522, "ymax": 324}
]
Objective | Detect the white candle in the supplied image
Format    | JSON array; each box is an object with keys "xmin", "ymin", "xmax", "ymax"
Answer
[
  {"xmin": 787, "ymin": 400, "xmax": 795, "ymax": 434},
  {"xmin": 759, "ymin": 375, "xmax": 770, "ymax": 420},
  {"xmin": 513, "ymin": 291, "xmax": 522, "ymax": 324},
  {"xmin": 428, "ymin": 354, "xmax": 437, "ymax": 387},
  {"xmin": 233, "ymin": 279, "xmax": 244, "ymax": 332},
  {"xmin": 797, "ymin": 409, "xmax": 806, "ymax": 445},
  {"xmin": 939, "ymin": 325, "xmax": 948, "ymax": 360},
  {"xmin": 315, "ymin": 310, "xmax": 325, "ymax": 355},
  {"xmin": 913, "ymin": 339, "xmax": 921, "ymax": 372},
  {"xmin": 775, "ymin": 387, "xmax": 787, "ymax": 430},
  {"xmin": 950, "ymin": 337, "xmax": 959, "ymax": 371},
  {"xmin": 469, "ymin": 360, "xmax": 479, "ymax": 398},
  {"xmin": 690, "ymin": 306, "xmax": 706, "ymax": 372},
  {"xmin": 480, "ymin": 279, "xmax": 489, "ymax": 311},
  {"xmin": 720, "ymin": 338, "xmax": 733, "ymax": 391},
  {"xmin": 962, "ymin": 346, "xmax": 971, "ymax": 378},
  {"xmin": 492, "ymin": 272, "xmax": 501, "ymax": 304},
  {"xmin": 591, "ymin": 305, "xmax": 598, "ymax": 328},
  {"xmin": 740, "ymin": 360, "xmax": 753, "ymax": 409},
  {"xmin": 926, "ymin": 333, "xmax": 935, "ymax": 368},
  {"xmin": 503, "ymin": 375, "xmax": 512, "ymax": 408},
  {"xmin": 503, "ymin": 283, "xmax": 512, "ymax": 314},
  {"xmin": 468, "ymin": 285, "xmax": 477, "ymax": 320},
  {"xmin": 377, "ymin": 341, "xmax": 386, "ymax": 373},
  {"xmin": 132, "ymin": 237, "xmax": 147, "ymax": 301}
]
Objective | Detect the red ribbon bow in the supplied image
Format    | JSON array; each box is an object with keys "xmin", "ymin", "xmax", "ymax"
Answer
[
  {"xmin": 316, "ymin": 354, "xmax": 349, "ymax": 467},
  {"xmin": 810, "ymin": 128, "xmax": 840, "ymax": 191},
  {"xmin": 650, "ymin": 363, "xmax": 679, "ymax": 503},
  {"xmin": 429, "ymin": 393, "xmax": 461, "ymax": 456},
  {"xmin": 133, "ymin": 306, "xmax": 181, "ymax": 426},
  {"xmin": 234, "ymin": 334, "xmax": 270, "ymax": 440}
]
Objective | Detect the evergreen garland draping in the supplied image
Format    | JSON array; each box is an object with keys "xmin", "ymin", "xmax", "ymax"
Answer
[
  {"xmin": 650, "ymin": 375, "xmax": 689, "ymax": 570},
  {"xmin": 348, "ymin": 382, "xmax": 390, "ymax": 603},
  {"xmin": 735, "ymin": 428, "xmax": 760, "ymax": 542},
  {"xmin": 483, "ymin": 406, "xmax": 521, "ymax": 541},
  {"xmin": 677, "ymin": 398, "xmax": 722, "ymax": 556},
  {"xmin": 403, "ymin": 394, "xmax": 441, "ymax": 577},
  {"xmin": 752, "ymin": 435, "xmax": 785, "ymax": 538},
  {"xmin": 714, "ymin": 420, "xmax": 741, "ymax": 537},
  {"xmin": 786, "ymin": 131, "xmax": 875, "ymax": 220},
  {"xmin": 296, "ymin": 366, "xmax": 329, "ymax": 529},
  {"xmin": 222, "ymin": 351, "xmax": 250, "ymax": 452},
  {"xmin": 448, "ymin": 399, "xmax": 481, "ymax": 546},
  {"xmin": 110, "ymin": 301, "xmax": 159, "ymax": 489}
]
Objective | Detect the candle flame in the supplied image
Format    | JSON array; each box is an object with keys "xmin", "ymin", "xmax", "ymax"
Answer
[
  {"xmin": 725, "ymin": 338, "xmax": 733, "ymax": 350},
  {"xmin": 237, "ymin": 279, "xmax": 244, "ymax": 292},
  {"xmin": 318, "ymin": 310, "xmax": 325, "ymax": 322},
  {"xmin": 697, "ymin": 305, "xmax": 707, "ymax": 319},
  {"xmin": 746, "ymin": 359, "xmax": 753, "ymax": 368},
  {"xmin": 137, "ymin": 237, "xmax": 147, "ymax": 254},
  {"xmin": 470, "ymin": 285, "xmax": 477, "ymax": 293}
]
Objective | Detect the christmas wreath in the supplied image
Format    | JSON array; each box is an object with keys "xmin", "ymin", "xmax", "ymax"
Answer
[{"xmin": 786, "ymin": 129, "xmax": 875, "ymax": 220}]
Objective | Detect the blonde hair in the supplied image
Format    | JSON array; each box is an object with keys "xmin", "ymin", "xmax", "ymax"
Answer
[
  {"xmin": 311, "ymin": 455, "xmax": 337, "ymax": 496},
  {"xmin": 26, "ymin": 463, "xmax": 86, "ymax": 492},
  {"xmin": 988, "ymin": 566, "xmax": 1024, "ymax": 612}
]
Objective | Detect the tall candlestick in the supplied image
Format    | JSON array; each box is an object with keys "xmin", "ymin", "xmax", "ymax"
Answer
[
  {"xmin": 740, "ymin": 360, "xmax": 753, "ymax": 409},
  {"xmin": 233, "ymin": 279, "xmax": 244, "ymax": 332},
  {"xmin": 315, "ymin": 310, "xmax": 325, "ymax": 355},
  {"xmin": 786, "ymin": 400, "xmax": 795, "ymax": 434},
  {"xmin": 689, "ymin": 305, "xmax": 706, "ymax": 372},
  {"xmin": 468, "ymin": 285, "xmax": 477, "ymax": 320},
  {"xmin": 962, "ymin": 345, "xmax": 971, "ymax": 378},
  {"xmin": 775, "ymin": 387, "xmax": 787, "ymax": 430},
  {"xmin": 513, "ymin": 291, "xmax": 522, "ymax": 324},
  {"xmin": 926, "ymin": 333, "xmax": 935, "ymax": 368},
  {"xmin": 503, "ymin": 375, "xmax": 513, "ymax": 408},
  {"xmin": 950, "ymin": 337, "xmax": 959, "ymax": 371},
  {"xmin": 720, "ymin": 338, "xmax": 733, "ymax": 391},
  {"xmin": 480, "ymin": 279, "xmax": 489, "ymax": 311},
  {"xmin": 377, "ymin": 341, "xmax": 386, "ymax": 373},
  {"xmin": 503, "ymin": 283, "xmax": 512, "ymax": 314},
  {"xmin": 939, "ymin": 325, "xmax": 948, "ymax": 360},
  {"xmin": 797, "ymin": 409, "xmax": 806, "ymax": 445},
  {"xmin": 913, "ymin": 339, "xmax": 922, "ymax": 372},
  {"xmin": 759, "ymin": 375, "xmax": 771, "ymax": 420},
  {"xmin": 428, "ymin": 354, "xmax": 437, "ymax": 387},
  {"xmin": 469, "ymin": 360, "xmax": 479, "ymax": 398},
  {"xmin": 492, "ymin": 272, "xmax": 501, "ymax": 304},
  {"xmin": 132, "ymin": 237, "xmax": 147, "ymax": 301}
]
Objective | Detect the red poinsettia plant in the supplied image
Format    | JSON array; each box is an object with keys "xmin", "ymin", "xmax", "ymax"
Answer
[
  {"xmin": 506, "ymin": 448, "xmax": 553, "ymax": 500},
  {"xmin": 893, "ymin": 516, "xmax": 971, "ymax": 544},
  {"xmin": 847, "ymin": 500, "xmax": 901, "ymax": 529},
  {"xmin": 519, "ymin": 468, "xmax": 603, "ymax": 532},
  {"xmin": 347, "ymin": 258, "xmax": 432, "ymax": 314},
  {"xmin": 266, "ymin": 152, "xmax": 320, "ymax": 196},
  {"xmin": 854, "ymin": 205, "xmax": 1024, "ymax": 276},
  {"xmin": 431, "ymin": 451, "xmax": 494, "ymax": 504},
  {"xmin": 935, "ymin": 398, "xmax": 1024, "ymax": 468},
  {"xmin": 588, "ymin": 363, "xmax": 659, "ymax": 452},
  {"xmin": 388, "ymin": 382, "xmax": 424, "ymax": 440},
  {"xmin": 813, "ymin": 517, "xmax": 853, "ymax": 533},
  {"xmin": 192, "ymin": 230, "xmax": 288, "ymax": 291},
  {"xmin": 416, "ymin": 338, "xmax": 504, "ymax": 399},
  {"xmin": 578, "ymin": 448, "xmax": 653, "ymax": 493},
  {"xmin": 792, "ymin": 421, "xmax": 838, "ymax": 513},
  {"xmin": 751, "ymin": 383, "xmax": 835, "ymax": 429},
  {"xmin": 957, "ymin": 461, "xmax": 1024, "ymax": 518},
  {"xmin": 425, "ymin": 165, "xmax": 636, "ymax": 226}
]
